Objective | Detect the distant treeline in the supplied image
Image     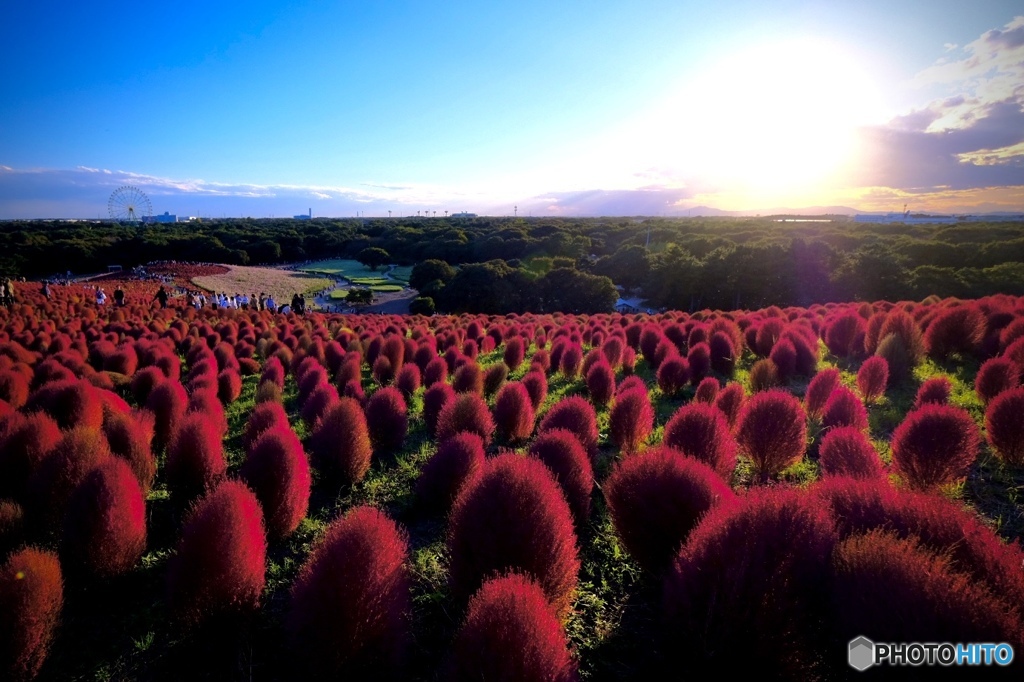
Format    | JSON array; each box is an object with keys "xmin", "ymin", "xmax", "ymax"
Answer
[{"xmin": 4, "ymin": 216, "xmax": 1024, "ymax": 312}]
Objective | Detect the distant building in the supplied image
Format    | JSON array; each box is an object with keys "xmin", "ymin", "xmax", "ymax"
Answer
[
  {"xmin": 294, "ymin": 208, "xmax": 312, "ymax": 220},
  {"xmin": 451, "ymin": 212, "xmax": 477, "ymax": 218},
  {"xmin": 854, "ymin": 212, "xmax": 957, "ymax": 224},
  {"xmin": 143, "ymin": 211, "xmax": 177, "ymax": 224}
]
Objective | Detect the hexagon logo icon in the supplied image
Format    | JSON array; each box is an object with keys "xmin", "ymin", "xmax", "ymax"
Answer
[{"xmin": 849, "ymin": 636, "xmax": 875, "ymax": 671}]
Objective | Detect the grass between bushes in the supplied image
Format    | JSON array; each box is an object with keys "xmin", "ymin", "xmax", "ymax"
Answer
[{"xmin": 36, "ymin": 340, "xmax": 1024, "ymax": 681}]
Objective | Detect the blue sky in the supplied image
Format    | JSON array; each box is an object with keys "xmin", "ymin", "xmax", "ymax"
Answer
[{"xmin": 2, "ymin": 1, "xmax": 1022, "ymax": 218}]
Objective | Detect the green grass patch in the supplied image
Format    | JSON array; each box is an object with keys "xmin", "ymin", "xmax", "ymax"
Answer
[
  {"xmin": 328, "ymin": 289, "xmax": 348, "ymax": 300},
  {"xmin": 370, "ymin": 284, "xmax": 404, "ymax": 292}
]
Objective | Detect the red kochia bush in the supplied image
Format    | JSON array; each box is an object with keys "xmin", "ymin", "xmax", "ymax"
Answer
[
  {"xmin": 451, "ymin": 362, "xmax": 484, "ymax": 395},
  {"xmin": 146, "ymin": 380, "xmax": 188, "ymax": 452},
  {"xmin": 856, "ymin": 356, "xmax": 889, "ymax": 404},
  {"xmin": 974, "ymin": 357, "xmax": 1019, "ymax": 405},
  {"xmin": 522, "ymin": 370, "xmax": 548, "ymax": 410},
  {"xmin": 924, "ymin": 305, "xmax": 985, "ymax": 360},
  {"xmin": 423, "ymin": 357, "xmax": 447, "ymax": 387},
  {"xmin": 493, "ymin": 381, "xmax": 536, "ymax": 443},
  {"xmin": 62, "ymin": 457, "xmax": 146, "ymax": 577},
  {"xmin": 891, "ymin": 403, "xmax": 980, "ymax": 490},
  {"xmin": 242, "ymin": 426, "xmax": 311, "ymax": 540},
  {"xmin": 435, "ymin": 392, "xmax": 495, "ymax": 447},
  {"xmin": 559, "ymin": 344, "xmax": 584, "ymax": 379},
  {"xmin": 25, "ymin": 379, "xmax": 103, "ymax": 431},
  {"xmin": 422, "ymin": 382, "xmax": 455, "ymax": 437},
  {"xmin": 300, "ymin": 382, "xmax": 339, "ymax": 429},
  {"xmin": 747, "ymin": 358, "xmax": 780, "ymax": 392},
  {"xmin": 165, "ymin": 412, "xmax": 227, "ymax": 504},
  {"xmin": 824, "ymin": 312, "xmax": 866, "ymax": 358},
  {"xmin": 609, "ymin": 387, "xmax": 654, "ymax": 456},
  {"xmin": 585, "ymin": 361, "xmax": 615, "ymax": 407},
  {"xmin": 529, "ymin": 429, "xmax": 594, "ymax": 528},
  {"xmin": 768, "ymin": 338, "xmax": 797, "ymax": 383},
  {"xmin": 804, "ymin": 367, "xmax": 841, "ymax": 419},
  {"xmin": 416, "ymin": 433, "xmax": 486, "ymax": 515},
  {"xmin": 242, "ymin": 401, "xmax": 289, "ymax": 453},
  {"xmin": 448, "ymin": 574, "xmax": 578, "ymax": 682},
  {"xmin": 216, "ymin": 369, "xmax": 242, "ymax": 404},
  {"xmin": 364, "ymin": 387, "xmax": 408, "ymax": 453},
  {"xmin": 656, "ymin": 356, "xmax": 689, "ymax": 396},
  {"xmin": 605, "ymin": 447, "xmax": 734, "ymax": 574},
  {"xmin": 482, "ymin": 363, "xmax": 508, "ymax": 397},
  {"xmin": 820, "ymin": 386, "xmax": 869, "ymax": 431},
  {"xmin": 686, "ymin": 342, "xmax": 711, "ymax": 384},
  {"xmin": 538, "ymin": 396, "xmax": 598, "ymax": 462},
  {"xmin": 693, "ymin": 377, "xmax": 720, "ymax": 404},
  {"xmin": 503, "ymin": 337, "xmax": 526, "ymax": 371},
  {"xmin": 167, "ymin": 480, "xmax": 266, "ymax": 627},
  {"xmin": 985, "ymin": 387, "xmax": 1024, "ymax": 465},
  {"xmin": 394, "ymin": 363, "xmax": 420, "ymax": 399},
  {"xmin": 0, "ymin": 370, "xmax": 30, "ymax": 409},
  {"xmin": 714, "ymin": 381, "xmax": 746, "ymax": 427},
  {"xmin": 913, "ymin": 376, "xmax": 952, "ymax": 410},
  {"xmin": 129, "ymin": 366, "xmax": 165, "ymax": 405},
  {"xmin": 29, "ymin": 427, "xmax": 112, "ymax": 533},
  {"xmin": 830, "ymin": 530, "xmax": 1022, "ymax": 649},
  {"xmin": 287, "ymin": 506, "xmax": 410, "ymax": 680},
  {"xmin": 310, "ymin": 397, "xmax": 373, "ymax": 485},
  {"xmin": 0, "ymin": 548, "xmax": 63, "ymax": 682},
  {"xmin": 663, "ymin": 487, "xmax": 838, "ymax": 678},
  {"xmin": 735, "ymin": 389, "xmax": 807, "ymax": 482},
  {"xmin": 818, "ymin": 426, "xmax": 883, "ymax": 480},
  {"xmin": 662, "ymin": 403, "xmax": 738, "ymax": 480},
  {"xmin": 0, "ymin": 412, "xmax": 61, "ymax": 502},
  {"xmin": 708, "ymin": 331, "xmax": 736, "ymax": 376},
  {"xmin": 448, "ymin": 453, "xmax": 580, "ymax": 617}
]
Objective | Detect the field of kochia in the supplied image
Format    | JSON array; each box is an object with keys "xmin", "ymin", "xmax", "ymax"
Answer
[{"xmin": 1, "ymin": 272, "xmax": 1023, "ymax": 680}]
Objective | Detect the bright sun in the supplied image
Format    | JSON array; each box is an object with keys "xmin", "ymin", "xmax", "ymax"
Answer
[{"xmin": 632, "ymin": 38, "xmax": 884, "ymax": 201}]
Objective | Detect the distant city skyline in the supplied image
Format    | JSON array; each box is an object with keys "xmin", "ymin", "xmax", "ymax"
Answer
[{"xmin": 2, "ymin": 1, "xmax": 1022, "ymax": 219}]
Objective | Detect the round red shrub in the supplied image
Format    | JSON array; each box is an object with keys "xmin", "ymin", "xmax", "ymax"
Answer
[
  {"xmin": 856, "ymin": 356, "xmax": 888, "ymax": 404},
  {"xmin": 559, "ymin": 344, "xmax": 583, "ymax": 379},
  {"xmin": 605, "ymin": 447, "xmax": 734, "ymax": 574},
  {"xmin": 165, "ymin": 412, "xmax": 227, "ymax": 504},
  {"xmin": 102, "ymin": 409, "xmax": 156, "ymax": 495},
  {"xmin": 693, "ymin": 377, "xmax": 719, "ymax": 404},
  {"xmin": 61, "ymin": 457, "xmax": 146, "ymax": 577},
  {"xmin": 394, "ymin": 363, "xmax": 421, "ymax": 399},
  {"xmin": 818, "ymin": 426, "xmax": 883, "ymax": 480},
  {"xmin": 310, "ymin": 397, "xmax": 373, "ymax": 485},
  {"xmin": 831, "ymin": 530, "xmax": 1022, "ymax": 649},
  {"xmin": 824, "ymin": 313, "xmax": 865, "ymax": 358},
  {"xmin": 422, "ymin": 382, "xmax": 455, "ymax": 437},
  {"xmin": 609, "ymin": 387, "xmax": 654, "ymax": 456},
  {"xmin": 529, "ymin": 429, "xmax": 593, "ymax": 528},
  {"xmin": 416, "ymin": 433, "xmax": 486, "ymax": 515},
  {"xmin": 0, "ymin": 370, "xmax": 30, "ymax": 409},
  {"xmin": 242, "ymin": 401, "xmax": 289, "ymax": 453},
  {"xmin": 768, "ymin": 338, "xmax": 797, "ymax": 383},
  {"xmin": 423, "ymin": 357, "xmax": 447, "ymax": 387},
  {"xmin": 803, "ymin": 368, "xmax": 840, "ymax": 419},
  {"xmin": 364, "ymin": 387, "xmax": 408, "ymax": 453},
  {"xmin": 656, "ymin": 356, "xmax": 689, "ymax": 397},
  {"xmin": 708, "ymin": 331, "xmax": 736, "ymax": 376},
  {"xmin": 662, "ymin": 402, "xmax": 738, "ymax": 480},
  {"xmin": 448, "ymin": 573, "xmax": 577, "ymax": 682},
  {"xmin": 735, "ymin": 389, "xmax": 807, "ymax": 482},
  {"xmin": 663, "ymin": 487, "xmax": 837, "ymax": 677},
  {"xmin": 891, "ymin": 403, "xmax": 980, "ymax": 490},
  {"xmin": 379, "ymin": 336, "xmax": 405, "ymax": 374},
  {"xmin": 300, "ymin": 382, "xmax": 339, "ymax": 430},
  {"xmin": 216, "ymin": 369, "xmax": 242, "ymax": 404},
  {"xmin": 713, "ymin": 381, "xmax": 746, "ymax": 428},
  {"xmin": 451, "ymin": 362, "xmax": 484, "ymax": 395},
  {"xmin": 255, "ymin": 380, "xmax": 283, "ymax": 404},
  {"xmin": 25, "ymin": 379, "xmax": 103, "ymax": 431},
  {"xmin": 0, "ymin": 412, "xmax": 61, "ymax": 502},
  {"xmin": 538, "ymin": 396, "xmax": 598, "ymax": 462},
  {"xmin": 129, "ymin": 366, "xmax": 165, "ymax": 406},
  {"xmin": 494, "ymin": 381, "xmax": 536, "ymax": 443},
  {"xmin": 483, "ymin": 363, "xmax": 508, "ymax": 397},
  {"xmin": 913, "ymin": 376, "xmax": 952, "ymax": 410},
  {"xmin": 748, "ymin": 358, "xmax": 780, "ymax": 393},
  {"xmin": 186, "ymin": 388, "xmax": 228, "ymax": 437},
  {"xmin": 924, "ymin": 305, "xmax": 985, "ymax": 360},
  {"xmin": 585, "ymin": 361, "xmax": 615, "ymax": 407},
  {"xmin": 685, "ymin": 342, "xmax": 711, "ymax": 385},
  {"xmin": 503, "ymin": 337, "xmax": 526, "ymax": 371},
  {"xmin": 448, "ymin": 453, "xmax": 580, "ymax": 617},
  {"xmin": 974, "ymin": 357, "xmax": 1019, "ymax": 405},
  {"xmin": 0, "ymin": 547, "xmax": 63, "ymax": 682},
  {"xmin": 242, "ymin": 426, "xmax": 310, "ymax": 540},
  {"xmin": 435, "ymin": 392, "xmax": 495, "ymax": 448},
  {"xmin": 167, "ymin": 480, "xmax": 266, "ymax": 627},
  {"xmin": 371, "ymin": 355, "xmax": 394, "ymax": 387},
  {"xmin": 287, "ymin": 506, "xmax": 410, "ymax": 679},
  {"xmin": 29, "ymin": 426, "xmax": 112, "ymax": 534},
  {"xmin": 522, "ymin": 370, "xmax": 548, "ymax": 410},
  {"xmin": 146, "ymin": 380, "xmax": 188, "ymax": 452},
  {"xmin": 601, "ymin": 337, "xmax": 624, "ymax": 368},
  {"xmin": 820, "ymin": 386, "xmax": 869, "ymax": 431},
  {"xmin": 985, "ymin": 387, "xmax": 1024, "ymax": 465}
]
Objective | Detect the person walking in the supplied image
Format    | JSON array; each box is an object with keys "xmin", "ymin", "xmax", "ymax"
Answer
[{"xmin": 154, "ymin": 285, "xmax": 169, "ymax": 309}]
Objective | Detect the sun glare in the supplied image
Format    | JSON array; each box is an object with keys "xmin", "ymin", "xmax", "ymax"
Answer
[{"xmin": 634, "ymin": 38, "xmax": 883, "ymax": 200}]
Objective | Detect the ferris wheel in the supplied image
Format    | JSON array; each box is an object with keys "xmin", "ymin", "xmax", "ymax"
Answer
[{"xmin": 108, "ymin": 186, "xmax": 152, "ymax": 225}]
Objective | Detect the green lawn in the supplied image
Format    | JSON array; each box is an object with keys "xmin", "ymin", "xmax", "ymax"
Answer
[
  {"xmin": 328, "ymin": 289, "xmax": 348, "ymax": 300},
  {"xmin": 300, "ymin": 259, "xmax": 409, "ymax": 286}
]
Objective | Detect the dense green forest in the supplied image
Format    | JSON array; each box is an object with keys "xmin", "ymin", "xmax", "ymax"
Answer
[{"xmin": 4, "ymin": 216, "xmax": 1024, "ymax": 312}]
